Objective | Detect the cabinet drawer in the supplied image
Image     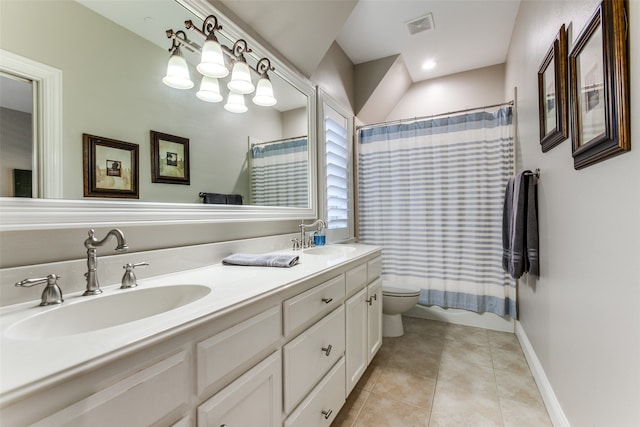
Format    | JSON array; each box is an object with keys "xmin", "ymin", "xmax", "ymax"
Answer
[
  {"xmin": 33, "ymin": 351, "xmax": 189, "ymax": 427},
  {"xmin": 345, "ymin": 263, "xmax": 367, "ymax": 296},
  {"xmin": 197, "ymin": 305, "xmax": 281, "ymax": 397},
  {"xmin": 284, "ymin": 305, "xmax": 345, "ymax": 413},
  {"xmin": 283, "ymin": 274, "xmax": 345, "ymax": 336},
  {"xmin": 284, "ymin": 357, "xmax": 346, "ymax": 427},
  {"xmin": 197, "ymin": 351, "xmax": 282, "ymax": 427},
  {"xmin": 367, "ymin": 256, "xmax": 382, "ymax": 283}
]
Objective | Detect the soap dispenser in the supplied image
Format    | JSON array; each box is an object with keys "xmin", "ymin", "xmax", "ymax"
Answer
[{"xmin": 313, "ymin": 229, "xmax": 326, "ymax": 246}]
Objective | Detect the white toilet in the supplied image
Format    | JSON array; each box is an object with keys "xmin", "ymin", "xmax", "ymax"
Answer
[{"xmin": 382, "ymin": 284, "xmax": 421, "ymax": 337}]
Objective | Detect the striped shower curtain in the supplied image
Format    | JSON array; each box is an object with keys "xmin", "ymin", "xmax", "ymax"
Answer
[
  {"xmin": 249, "ymin": 137, "xmax": 308, "ymax": 207},
  {"xmin": 358, "ymin": 106, "xmax": 516, "ymax": 317}
]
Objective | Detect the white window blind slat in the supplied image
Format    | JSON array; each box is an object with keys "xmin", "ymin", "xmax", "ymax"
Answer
[{"xmin": 325, "ymin": 116, "xmax": 349, "ymax": 230}]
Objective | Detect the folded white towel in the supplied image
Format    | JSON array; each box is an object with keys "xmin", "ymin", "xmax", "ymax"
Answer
[{"xmin": 222, "ymin": 253, "xmax": 299, "ymax": 268}]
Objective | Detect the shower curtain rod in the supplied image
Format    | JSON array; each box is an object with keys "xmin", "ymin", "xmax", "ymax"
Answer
[
  {"xmin": 356, "ymin": 100, "xmax": 515, "ymax": 131},
  {"xmin": 250, "ymin": 135, "xmax": 307, "ymax": 147}
]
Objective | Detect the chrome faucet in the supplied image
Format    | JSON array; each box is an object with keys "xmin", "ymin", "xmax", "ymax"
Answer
[
  {"xmin": 83, "ymin": 228, "xmax": 128, "ymax": 296},
  {"xmin": 15, "ymin": 274, "xmax": 64, "ymax": 306},
  {"xmin": 298, "ymin": 219, "xmax": 326, "ymax": 249}
]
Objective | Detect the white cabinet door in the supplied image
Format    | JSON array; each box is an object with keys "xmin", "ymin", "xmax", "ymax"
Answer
[
  {"xmin": 367, "ymin": 278, "xmax": 383, "ymax": 363},
  {"xmin": 32, "ymin": 351, "xmax": 189, "ymax": 427},
  {"xmin": 345, "ymin": 288, "xmax": 367, "ymax": 394},
  {"xmin": 197, "ymin": 351, "xmax": 282, "ymax": 427}
]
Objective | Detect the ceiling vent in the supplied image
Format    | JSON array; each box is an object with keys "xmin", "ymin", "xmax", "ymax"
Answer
[{"xmin": 406, "ymin": 13, "xmax": 435, "ymax": 35}]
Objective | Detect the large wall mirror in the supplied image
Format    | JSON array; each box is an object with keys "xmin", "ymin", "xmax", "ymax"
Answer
[{"xmin": 0, "ymin": 0, "xmax": 317, "ymax": 230}]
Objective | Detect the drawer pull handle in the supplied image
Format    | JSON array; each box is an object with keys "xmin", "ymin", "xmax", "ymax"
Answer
[
  {"xmin": 366, "ymin": 294, "xmax": 377, "ymax": 305},
  {"xmin": 321, "ymin": 344, "xmax": 333, "ymax": 356},
  {"xmin": 321, "ymin": 409, "xmax": 333, "ymax": 419},
  {"xmin": 321, "ymin": 297, "xmax": 333, "ymax": 304}
]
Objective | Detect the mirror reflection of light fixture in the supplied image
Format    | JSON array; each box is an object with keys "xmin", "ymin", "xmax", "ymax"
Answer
[
  {"xmin": 224, "ymin": 91, "xmax": 248, "ymax": 113},
  {"xmin": 252, "ymin": 58, "xmax": 277, "ymax": 107},
  {"xmin": 196, "ymin": 16, "xmax": 228, "ymax": 78},
  {"xmin": 196, "ymin": 76, "xmax": 223, "ymax": 102},
  {"xmin": 227, "ymin": 40, "xmax": 254, "ymax": 94},
  {"xmin": 162, "ymin": 32, "xmax": 194, "ymax": 90},
  {"xmin": 163, "ymin": 15, "xmax": 277, "ymax": 112}
]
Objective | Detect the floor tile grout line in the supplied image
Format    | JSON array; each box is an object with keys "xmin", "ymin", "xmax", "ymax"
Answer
[
  {"xmin": 348, "ymin": 390, "xmax": 371, "ymax": 427},
  {"xmin": 426, "ymin": 336, "xmax": 445, "ymax": 427}
]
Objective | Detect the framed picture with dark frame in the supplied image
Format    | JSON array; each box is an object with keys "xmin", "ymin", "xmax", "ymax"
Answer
[
  {"xmin": 83, "ymin": 134, "xmax": 139, "ymax": 198},
  {"xmin": 537, "ymin": 24, "xmax": 568, "ymax": 152},
  {"xmin": 568, "ymin": 0, "xmax": 630, "ymax": 169},
  {"xmin": 150, "ymin": 131, "xmax": 190, "ymax": 185}
]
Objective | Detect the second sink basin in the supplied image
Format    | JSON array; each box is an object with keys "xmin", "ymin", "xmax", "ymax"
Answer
[
  {"xmin": 5, "ymin": 284, "xmax": 211, "ymax": 340},
  {"xmin": 303, "ymin": 245, "xmax": 357, "ymax": 256}
]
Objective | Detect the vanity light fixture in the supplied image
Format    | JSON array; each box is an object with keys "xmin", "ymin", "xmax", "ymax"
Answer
[
  {"xmin": 252, "ymin": 58, "xmax": 277, "ymax": 107},
  {"xmin": 163, "ymin": 14, "xmax": 277, "ymax": 112},
  {"xmin": 162, "ymin": 31, "xmax": 194, "ymax": 90}
]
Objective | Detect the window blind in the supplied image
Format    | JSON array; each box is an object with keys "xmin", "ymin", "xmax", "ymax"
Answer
[{"xmin": 325, "ymin": 117, "xmax": 349, "ymax": 229}]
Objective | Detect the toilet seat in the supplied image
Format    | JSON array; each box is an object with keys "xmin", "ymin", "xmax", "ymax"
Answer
[{"xmin": 382, "ymin": 285, "xmax": 420, "ymax": 297}]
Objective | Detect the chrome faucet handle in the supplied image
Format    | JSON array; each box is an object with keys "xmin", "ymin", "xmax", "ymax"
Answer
[
  {"xmin": 120, "ymin": 262, "xmax": 149, "ymax": 289},
  {"xmin": 15, "ymin": 274, "xmax": 64, "ymax": 306},
  {"xmin": 290, "ymin": 239, "xmax": 302, "ymax": 251}
]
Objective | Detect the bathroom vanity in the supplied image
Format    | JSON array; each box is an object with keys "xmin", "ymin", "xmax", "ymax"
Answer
[{"xmin": 0, "ymin": 243, "xmax": 382, "ymax": 426}]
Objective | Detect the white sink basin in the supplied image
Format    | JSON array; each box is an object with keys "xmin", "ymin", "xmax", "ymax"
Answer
[
  {"xmin": 5, "ymin": 285, "xmax": 211, "ymax": 340},
  {"xmin": 303, "ymin": 245, "xmax": 357, "ymax": 256}
]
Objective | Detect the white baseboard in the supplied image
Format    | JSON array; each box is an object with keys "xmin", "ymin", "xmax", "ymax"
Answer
[
  {"xmin": 405, "ymin": 304, "xmax": 514, "ymax": 332},
  {"xmin": 515, "ymin": 321, "xmax": 570, "ymax": 427}
]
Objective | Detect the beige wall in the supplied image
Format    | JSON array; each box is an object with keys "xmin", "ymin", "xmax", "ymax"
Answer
[
  {"xmin": 505, "ymin": 0, "xmax": 640, "ymax": 425},
  {"xmin": 311, "ymin": 42, "xmax": 355, "ymax": 113},
  {"xmin": 386, "ymin": 63, "xmax": 506, "ymax": 121}
]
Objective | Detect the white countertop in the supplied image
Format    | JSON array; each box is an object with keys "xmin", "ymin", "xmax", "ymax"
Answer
[{"xmin": 0, "ymin": 243, "xmax": 380, "ymax": 404}]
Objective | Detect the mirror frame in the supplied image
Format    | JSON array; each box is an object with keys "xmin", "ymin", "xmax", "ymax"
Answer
[{"xmin": 0, "ymin": 0, "xmax": 317, "ymax": 231}]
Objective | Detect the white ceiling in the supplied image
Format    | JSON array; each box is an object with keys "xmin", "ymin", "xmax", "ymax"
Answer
[{"xmin": 336, "ymin": 0, "xmax": 521, "ymax": 81}]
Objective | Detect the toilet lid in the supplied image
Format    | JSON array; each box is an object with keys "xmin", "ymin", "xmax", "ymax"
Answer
[{"xmin": 382, "ymin": 285, "xmax": 421, "ymax": 297}]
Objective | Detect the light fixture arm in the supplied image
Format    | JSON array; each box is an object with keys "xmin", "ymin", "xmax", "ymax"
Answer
[
  {"xmin": 231, "ymin": 39, "xmax": 251, "ymax": 60},
  {"xmin": 184, "ymin": 15, "xmax": 222, "ymax": 39},
  {"xmin": 165, "ymin": 29, "xmax": 199, "ymax": 54},
  {"xmin": 256, "ymin": 58, "xmax": 275, "ymax": 76}
]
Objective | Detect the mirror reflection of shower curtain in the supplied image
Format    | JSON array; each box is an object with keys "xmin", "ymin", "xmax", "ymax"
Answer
[
  {"xmin": 358, "ymin": 106, "xmax": 516, "ymax": 317},
  {"xmin": 249, "ymin": 136, "xmax": 308, "ymax": 207}
]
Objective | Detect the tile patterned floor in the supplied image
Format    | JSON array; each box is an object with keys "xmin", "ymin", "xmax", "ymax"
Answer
[{"xmin": 331, "ymin": 316, "xmax": 552, "ymax": 427}]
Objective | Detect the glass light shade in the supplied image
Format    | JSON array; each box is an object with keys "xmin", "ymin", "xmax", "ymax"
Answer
[
  {"xmin": 196, "ymin": 76, "xmax": 223, "ymax": 103},
  {"xmin": 252, "ymin": 76, "xmax": 277, "ymax": 106},
  {"xmin": 162, "ymin": 48, "xmax": 193, "ymax": 90},
  {"xmin": 224, "ymin": 91, "xmax": 248, "ymax": 113},
  {"xmin": 227, "ymin": 59, "xmax": 255, "ymax": 94},
  {"xmin": 197, "ymin": 37, "xmax": 229, "ymax": 78}
]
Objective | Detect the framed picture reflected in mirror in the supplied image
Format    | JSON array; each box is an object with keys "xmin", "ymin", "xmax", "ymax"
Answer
[
  {"xmin": 150, "ymin": 131, "xmax": 190, "ymax": 185},
  {"xmin": 83, "ymin": 134, "xmax": 139, "ymax": 198}
]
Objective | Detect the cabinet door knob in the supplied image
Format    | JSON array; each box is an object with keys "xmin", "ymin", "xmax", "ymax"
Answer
[
  {"xmin": 321, "ymin": 297, "xmax": 333, "ymax": 304},
  {"xmin": 321, "ymin": 409, "xmax": 333, "ymax": 419},
  {"xmin": 366, "ymin": 295, "xmax": 377, "ymax": 305},
  {"xmin": 321, "ymin": 344, "xmax": 332, "ymax": 356}
]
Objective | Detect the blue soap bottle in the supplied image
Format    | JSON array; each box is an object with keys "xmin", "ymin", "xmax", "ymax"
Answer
[{"xmin": 313, "ymin": 230, "xmax": 326, "ymax": 246}]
